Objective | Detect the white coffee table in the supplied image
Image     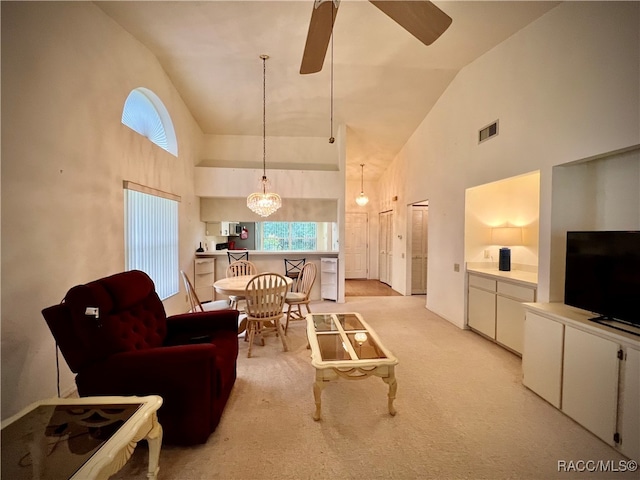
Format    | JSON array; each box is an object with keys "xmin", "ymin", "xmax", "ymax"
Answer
[
  {"xmin": 306, "ymin": 312, "xmax": 399, "ymax": 421},
  {"xmin": 1, "ymin": 395, "xmax": 163, "ymax": 480}
]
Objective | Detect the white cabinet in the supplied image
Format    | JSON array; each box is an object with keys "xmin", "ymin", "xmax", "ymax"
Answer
[
  {"xmin": 496, "ymin": 282, "xmax": 535, "ymax": 353},
  {"xmin": 619, "ymin": 348, "xmax": 640, "ymax": 461},
  {"xmin": 522, "ymin": 312, "xmax": 564, "ymax": 408},
  {"xmin": 194, "ymin": 257, "xmax": 215, "ymax": 302},
  {"xmin": 320, "ymin": 257, "xmax": 338, "ymax": 301},
  {"xmin": 205, "ymin": 222, "xmax": 231, "ymax": 236},
  {"xmin": 523, "ymin": 303, "xmax": 640, "ymax": 461},
  {"xmin": 467, "ymin": 272, "xmax": 536, "ymax": 354},
  {"xmin": 468, "ymin": 278, "xmax": 496, "ymax": 338},
  {"xmin": 562, "ymin": 325, "xmax": 619, "ymax": 446}
]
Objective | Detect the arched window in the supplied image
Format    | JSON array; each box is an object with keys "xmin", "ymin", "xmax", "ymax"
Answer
[{"xmin": 122, "ymin": 87, "xmax": 178, "ymax": 156}]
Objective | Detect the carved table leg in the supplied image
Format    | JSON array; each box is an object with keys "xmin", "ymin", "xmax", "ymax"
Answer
[
  {"xmin": 383, "ymin": 367, "xmax": 398, "ymax": 416},
  {"xmin": 146, "ymin": 416, "xmax": 163, "ymax": 480},
  {"xmin": 313, "ymin": 375, "xmax": 326, "ymax": 421}
]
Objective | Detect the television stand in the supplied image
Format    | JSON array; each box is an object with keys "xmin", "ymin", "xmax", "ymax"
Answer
[
  {"xmin": 523, "ymin": 302, "xmax": 639, "ymax": 462},
  {"xmin": 590, "ymin": 316, "xmax": 640, "ymax": 337}
]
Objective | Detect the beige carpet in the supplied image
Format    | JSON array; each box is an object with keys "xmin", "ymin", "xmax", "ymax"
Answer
[{"xmin": 114, "ymin": 296, "xmax": 634, "ymax": 480}]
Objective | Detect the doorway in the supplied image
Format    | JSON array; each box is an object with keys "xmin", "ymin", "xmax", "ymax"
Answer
[
  {"xmin": 345, "ymin": 212, "xmax": 368, "ymax": 279},
  {"xmin": 410, "ymin": 203, "xmax": 429, "ymax": 295}
]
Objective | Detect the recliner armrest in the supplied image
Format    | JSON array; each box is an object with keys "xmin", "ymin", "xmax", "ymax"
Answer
[
  {"xmin": 166, "ymin": 309, "xmax": 239, "ymax": 337},
  {"xmin": 93, "ymin": 343, "xmax": 217, "ymax": 370}
]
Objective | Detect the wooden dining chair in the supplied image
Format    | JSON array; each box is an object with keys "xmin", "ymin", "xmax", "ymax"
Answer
[
  {"xmin": 225, "ymin": 260, "xmax": 257, "ymax": 310},
  {"xmin": 284, "ymin": 258, "xmax": 306, "ymax": 290},
  {"xmin": 180, "ymin": 270, "xmax": 230, "ymax": 313},
  {"xmin": 284, "ymin": 263, "xmax": 317, "ymax": 334},
  {"xmin": 181, "ymin": 271, "xmax": 248, "ymax": 335},
  {"xmin": 244, "ymin": 273, "xmax": 289, "ymax": 358},
  {"xmin": 227, "ymin": 251, "xmax": 249, "ymax": 263}
]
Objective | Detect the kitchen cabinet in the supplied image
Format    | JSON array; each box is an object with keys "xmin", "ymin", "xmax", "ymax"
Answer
[
  {"xmin": 205, "ymin": 221, "xmax": 239, "ymax": 237},
  {"xmin": 523, "ymin": 303, "xmax": 640, "ymax": 461},
  {"xmin": 194, "ymin": 257, "xmax": 215, "ymax": 302},
  {"xmin": 206, "ymin": 222, "xmax": 229, "ymax": 236},
  {"xmin": 467, "ymin": 271, "xmax": 536, "ymax": 354}
]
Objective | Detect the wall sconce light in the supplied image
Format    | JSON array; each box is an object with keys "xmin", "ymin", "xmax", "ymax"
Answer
[{"xmin": 492, "ymin": 226, "xmax": 523, "ymax": 271}]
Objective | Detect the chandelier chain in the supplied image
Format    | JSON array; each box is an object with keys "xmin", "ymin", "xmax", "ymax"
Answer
[
  {"xmin": 247, "ymin": 54, "xmax": 282, "ymax": 217},
  {"xmin": 262, "ymin": 55, "xmax": 267, "ymax": 180},
  {"xmin": 330, "ymin": 3, "xmax": 334, "ymax": 140}
]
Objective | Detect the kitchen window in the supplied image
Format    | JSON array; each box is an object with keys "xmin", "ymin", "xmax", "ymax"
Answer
[
  {"xmin": 259, "ymin": 222, "xmax": 318, "ymax": 251},
  {"xmin": 124, "ymin": 181, "xmax": 180, "ymax": 300}
]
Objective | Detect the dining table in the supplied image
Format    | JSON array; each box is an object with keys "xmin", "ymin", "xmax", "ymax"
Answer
[{"xmin": 213, "ymin": 274, "xmax": 293, "ymax": 297}]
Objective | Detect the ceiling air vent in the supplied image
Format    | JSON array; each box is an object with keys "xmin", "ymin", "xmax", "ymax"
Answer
[{"xmin": 479, "ymin": 120, "xmax": 499, "ymax": 144}]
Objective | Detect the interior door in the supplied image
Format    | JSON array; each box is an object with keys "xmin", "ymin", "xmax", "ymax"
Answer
[
  {"xmin": 379, "ymin": 211, "xmax": 393, "ymax": 286},
  {"xmin": 345, "ymin": 212, "xmax": 368, "ymax": 278},
  {"xmin": 411, "ymin": 205, "xmax": 428, "ymax": 294}
]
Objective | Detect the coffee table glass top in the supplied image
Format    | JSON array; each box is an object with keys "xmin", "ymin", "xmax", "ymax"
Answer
[
  {"xmin": 311, "ymin": 313, "xmax": 365, "ymax": 332},
  {"xmin": 1, "ymin": 403, "xmax": 142, "ymax": 479},
  {"xmin": 310, "ymin": 313, "xmax": 388, "ymax": 361}
]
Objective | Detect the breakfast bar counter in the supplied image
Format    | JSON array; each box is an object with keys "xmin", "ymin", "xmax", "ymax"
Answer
[
  {"xmin": 198, "ymin": 251, "xmax": 338, "ymax": 302},
  {"xmin": 196, "ymin": 250, "xmax": 338, "ymax": 257}
]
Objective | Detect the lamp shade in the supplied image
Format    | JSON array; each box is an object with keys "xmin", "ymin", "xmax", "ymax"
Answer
[{"xmin": 492, "ymin": 227, "xmax": 522, "ymax": 246}]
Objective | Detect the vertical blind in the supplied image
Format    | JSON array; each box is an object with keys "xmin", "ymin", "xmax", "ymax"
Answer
[{"xmin": 124, "ymin": 182, "xmax": 180, "ymax": 300}]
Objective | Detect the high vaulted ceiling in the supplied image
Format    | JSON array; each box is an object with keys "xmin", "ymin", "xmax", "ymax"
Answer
[{"xmin": 97, "ymin": 1, "xmax": 559, "ymax": 180}]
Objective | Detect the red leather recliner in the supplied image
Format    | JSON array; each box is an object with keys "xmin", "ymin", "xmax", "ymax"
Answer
[{"xmin": 41, "ymin": 270, "xmax": 239, "ymax": 445}]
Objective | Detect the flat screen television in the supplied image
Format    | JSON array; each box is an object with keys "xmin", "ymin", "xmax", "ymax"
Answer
[{"xmin": 564, "ymin": 231, "xmax": 640, "ymax": 333}]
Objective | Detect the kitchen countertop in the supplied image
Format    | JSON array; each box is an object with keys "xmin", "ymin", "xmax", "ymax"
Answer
[
  {"xmin": 466, "ymin": 265, "xmax": 538, "ymax": 287},
  {"xmin": 196, "ymin": 250, "xmax": 339, "ymax": 257}
]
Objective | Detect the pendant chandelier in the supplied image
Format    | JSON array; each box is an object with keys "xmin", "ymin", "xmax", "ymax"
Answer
[
  {"xmin": 355, "ymin": 163, "xmax": 369, "ymax": 206},
  {"xmin": 247, "ymin": 54, "xmax": 282, "ymax": 217}
]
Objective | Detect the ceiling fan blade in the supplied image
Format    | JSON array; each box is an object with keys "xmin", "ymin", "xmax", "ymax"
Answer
[
  {"xmin": 300, "ymin": 0, "xmax": 339, "ymax": 75},
  {"xmin": 369, "ymin": 0, "xmax": 452, "ymax": 46}
]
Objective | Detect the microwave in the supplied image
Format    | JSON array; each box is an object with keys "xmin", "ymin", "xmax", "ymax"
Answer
[{"xmin": 230, "ymin": 222, "xmax": 241, "ymax": 236}]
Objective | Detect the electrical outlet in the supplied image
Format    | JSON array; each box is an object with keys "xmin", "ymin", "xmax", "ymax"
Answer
[
  {"xmin": 484, "ymin": 249, "xmax": 490, "ymax": 259},
  {"xmin": 454, "ymin": 263, "xmax": 460, "ymax": 272}
]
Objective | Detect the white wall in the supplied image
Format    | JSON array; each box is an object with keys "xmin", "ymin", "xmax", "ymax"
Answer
[
  {"xmin": 549, "ymin": 147, "xmax": 640, "ymax": 301},
  {"xmin": 1, "ymin": 3, "xmax": 204, "ymax": 417},
  {"xmin": 199, "ymin": 134, "xmax": 339, "ymax": 171},
  {"xmin": 200, "ymin": 198, "xmax": 338, "ymax": 223},
  {"xmin": 195, "ymin": 166, "xmax": 343, "ymax": 199},
  {"xmin": 380, "ymin": 2, "xmax": 640, "ymax": 327}
]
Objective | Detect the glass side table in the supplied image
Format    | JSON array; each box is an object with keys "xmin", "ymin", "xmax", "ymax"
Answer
[{"xmin": 1, "ymin": 395, "xmax": 163, "ymax": 480}]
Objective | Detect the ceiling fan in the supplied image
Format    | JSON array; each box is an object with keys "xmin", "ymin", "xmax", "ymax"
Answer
[{"xmin": 300, "ymin": 0, "xmax": 453, "ymax": 74}]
